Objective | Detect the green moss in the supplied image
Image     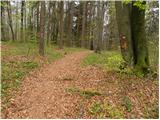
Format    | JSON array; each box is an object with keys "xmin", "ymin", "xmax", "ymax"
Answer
[
  {"xmin": 66, "ymin": 87, "xmax": 101, "ymax": 99},
  {"xmin": 89, "ymin": 102, "xmax": 124, "ymax": 118},
  {"xmin": 89, "ymin": 102, "xmax": 102, "ymax": 115},
  {"xmin": 121, "ymin": 96, "xmax": 132, "ymax": 112}
]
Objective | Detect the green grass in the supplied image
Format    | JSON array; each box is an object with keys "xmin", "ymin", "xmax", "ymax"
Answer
[
  {"xmin": 89, "ymin": 102, "xmax": 124, "ymax": 118},
  {"xmin": 66, "ymin": 87, "xmax": 102, "ymax": 99},
  {"xmin": 63, "ymin": 47, "xmax": 86, "ymax": 53},
  {"xmin": 121, "ymin": 96, "xmax": 132, "ymax": 112},
  {"xmin": 82, "ymin": 51, "xmax": 125, "ymax": 72}
]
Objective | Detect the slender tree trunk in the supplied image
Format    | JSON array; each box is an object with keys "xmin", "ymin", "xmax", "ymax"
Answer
[
  {"xmin": 1, "ymin": 1, "xmax": 6, "ymax": 41},
  {"xmin": 39, "ymin": 1, "xmax": 45, "ymax": 56},
  {"xmin": 95, "ymin": 1, "xmax": 104, "ymax": 53},
  {"xmin": 15, "ymin": 1, "xmax": 18, "ymax": 41},
  {"xmin": 131, "ymin": 1, "xmax": 149, "ymax": 73},
  {"xmin": 81, "ymin": 2, "xmax": 87, "ymax": 48},
  {"xmin": 36, "ymin": 2, "xmax": 40, "ymax": 42},
  {"xmin": 58, "ymin": 1, "xmax": 64, "ymax": 49},
  {"xmin": 47, "ymin": 2, "xmax": 51, "ymax": 46},
  {"xmin": 67, "ymin": 2, "xmax": 73, "ymax": 47},
  {"xmin": 6, "ymin": 1, "xmax": 15, "ymax": 41},
  {"xmin": 21, "ymin": 1, "xmax": 25, "ymax": 42},
  {"xmin": 115, "ymin": 1, "xmax": 133, "ymax": 65}
]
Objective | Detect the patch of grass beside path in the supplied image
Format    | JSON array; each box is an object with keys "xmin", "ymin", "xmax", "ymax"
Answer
[
  {"xmin": 82, "ymin": 51, "xmax": 126, "ymax": 72},
  {"xmin": 1, "ymin": 41, "xmax": 85, "ymax": 112}
]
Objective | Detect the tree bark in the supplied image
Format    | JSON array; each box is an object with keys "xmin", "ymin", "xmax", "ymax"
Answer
[
  {"xmin": 39, "ymin": 1, "xmax": 45, "ymax": 56},
  {"xmin": 36, "ymin": 2, "xmax": 40, "ymax": 41},
  {"xmin": 81, "ymin": 2, "xmax": 87, "ymax": 48},
  {"xmin": 47, "ymin": 2, "xmax": 51, "ymax": 46},
  {"xmin": 6, "ymin": 1, "xmax": 15, "ymax": 41},
  {"xmin": 131, "ymin": 1, "xmax": 149, "ymax": 73},
  {"xmin": 95, "ymin": 1, "xmax": 104, "ymax": 53},
  {"xmin": 115, "ymin": 1, "xmax": 149, "ymax": 73},
  {"xmin": 115, "ymin": 1, "xmax": 133, "ymax": 65},
  {"xmin": 67, "ymin": 2, "xmax": 73, "ymax": 47},
  {"xmin": 1, "ymin": 1, "xmax": 6, "ymax": 41},
  {"xmin": 58, "ymin": 1, "xmax": 64, "ymax": 49},
  {"xmin": 21, "ymin": 1, "xmax": 25, "ymax": 42}
]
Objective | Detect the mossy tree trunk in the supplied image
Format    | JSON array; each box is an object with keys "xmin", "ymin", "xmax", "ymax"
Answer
[
  {"xmin": 115, "ymin": 1, "xmax": 133, "ymax": 65},
  {"xmin": 131, "ymin": 1, "xmax": 149, "ymax": 73},
  {"xmin": 115, "ymin": 1, "xmax": 149, "ymax": 74}
]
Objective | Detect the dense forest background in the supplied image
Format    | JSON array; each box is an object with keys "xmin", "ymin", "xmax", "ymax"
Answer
[{"xmin": 1, "ymin": 1, "xmax": 158, "ymax": 72}]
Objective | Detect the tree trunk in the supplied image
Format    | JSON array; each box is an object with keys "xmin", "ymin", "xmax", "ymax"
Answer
[
  {"xmin": 21, "ymin": 1, "xmax": 25, "ymax": 42},
  {"xmin": 81, "ymin": 2, "xmax": 87, "ymax": 48},
  {"xmin": 39, "ymin": 1, "xmax": 45, "ymax": 56},
  {"xmin": 58, "ymin": 1, "xmax": 64, "ymax": 49},
  {"xmin": 95, "ymin": 1, "xmax": 104, "ymax": 53},
  {"xmin": 36, "ymin": 2, "xmax": 40, "ymax": 41},
  {"xmin": 6, "ymin": 1, "xmax": 15, "ymax": 41},
  {"xmin": 1, "ymin": 1, "xmax": 6, "ymax": 41},
  {"xmin": 115, "ymin": 1, "xmax": 133, "ymax": 65},
  {"xmin": 115, "ymin": 1, "xmax": 149, "ymax": 74},
  {"xmin": 67, "ymin": 2, "xmax": 73, "ymax": 47},
  {"xmin": 47, "ymin": 2, "xmax": 51, "ymax": 46},
  {"xmin": 131, "ymin": 1, "xmax": 149, "ymax": 73}
]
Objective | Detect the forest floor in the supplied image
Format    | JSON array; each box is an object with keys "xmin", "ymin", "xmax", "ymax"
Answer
[{"xmin": 1, "ymin": 42, "xmax": 159, "ymax": 119}]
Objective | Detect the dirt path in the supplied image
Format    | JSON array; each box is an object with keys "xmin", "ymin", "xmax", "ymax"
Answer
[
  {"xmin": 4, "ymin": 51, "xmax": 158, "ymax": 119},
  {"xmin": 5, "ymin": 51, "xmax": 103, "ymax": 118}
]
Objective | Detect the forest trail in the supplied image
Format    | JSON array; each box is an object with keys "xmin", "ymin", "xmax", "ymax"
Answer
[{"xmin": 4, "ymin": 51, "xmax": 104, "ymax": 118}]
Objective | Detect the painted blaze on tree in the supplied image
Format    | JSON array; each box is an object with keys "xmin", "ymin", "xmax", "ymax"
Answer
[{"xmin": 115, "ymin": 1, "xmax": 149, "ymax": 74}]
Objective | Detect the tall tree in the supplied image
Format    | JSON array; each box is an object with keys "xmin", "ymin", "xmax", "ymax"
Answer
[
  {"xmin": 6, "ymin": 1, "xmax": 15, "ymax": 41},
  {"xmin": 39, "ymin": 1, "xmax": 45, "ymax": 56},
  {"xmin": 115, "ymin": 1, "xmax": 133, "ymax": 65},
  {"xmin": 115, "ymin": 1, "xmax": 149, "ymax": 73},
  {"xmin": 58, "ymin": 1, "xmax": 64, "ymax": 49},
  {"xmin": 46, "ymin": 2, "xmax": 51, "ymax": 46},
  {"xmin": 131, "ymin": 1, "xmax": 149, "ymax": 73},
  {"xmin": 95, "ymin": 1, "xmax": 105, "ymax": 53},
  {"xmin": 67, "ymin": 1, "xmax": 74, "ymax": 47},
  {"xmin": 21, "ymin": 1, "xmax": 25, "ymax": 42},
  {"xmin": 1, "ymin": 1, "xmax": 6, "ymax": 41},
  {"xmin": 81, "ymin": 2, "xmax": 87, "ymax": 48},
  {"xmin": 36, "ymin": 1, "xmax": 40, "ymax": 41}
]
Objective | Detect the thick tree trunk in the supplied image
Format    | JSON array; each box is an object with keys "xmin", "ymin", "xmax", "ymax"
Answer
[
  {"xmin": 131, "ymin": 1, "xmax": 149, "ymax": 73},
  {"xmin": 39, "ymin": 1, "xmax": 45, "ymax": 56},
  {"xmin": 115, "ymin": 1, "xmax": 149, "ymax": 74},
  {"xmin": 115, "ymin": 1, "xmax": 133, "ymax": 65}
]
